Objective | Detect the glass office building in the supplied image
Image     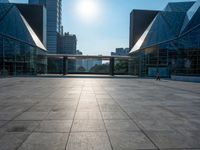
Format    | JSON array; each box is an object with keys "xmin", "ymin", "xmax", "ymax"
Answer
[
  {"xmin": 130, "ymin": 1, "xmax": 200, "ymax": 77},
  {"xmin": 0, "ymin": 3, "xmax": 47, "ymax": 76},
  {"xmin": 29, "ymin": 0, "xmax": 62, "ymax": 54}
]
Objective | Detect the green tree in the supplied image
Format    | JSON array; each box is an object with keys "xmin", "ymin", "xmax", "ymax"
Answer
[
  {"xmin": 115, "ymin": 60, "xmax": 128, "ymax": 74},
  {"xmin": 90, "ymin": 64, "xmax": 109, "ymax": 73},
  {"xmin": 77, "ymin": 66, "xmax": 86, "ymax": 72}
]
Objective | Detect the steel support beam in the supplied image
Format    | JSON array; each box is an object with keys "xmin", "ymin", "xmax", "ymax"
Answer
[
  {"xmin": 63, "ymin": 56, "xmax": 68, "ymax": 75},
  {"xmin": 110, "ymin": 57, "xmax": 115, "ymax": 76}
]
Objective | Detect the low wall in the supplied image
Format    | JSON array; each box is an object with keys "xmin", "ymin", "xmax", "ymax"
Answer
[{"xmin": 171, "ymin": 75, "xmax": 200, "ymax": 82}]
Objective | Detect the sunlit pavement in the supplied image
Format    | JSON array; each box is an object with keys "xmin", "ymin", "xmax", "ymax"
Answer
[{"xmin": 0, "ymin": 77, "xmax": 200, "ymax": 150}]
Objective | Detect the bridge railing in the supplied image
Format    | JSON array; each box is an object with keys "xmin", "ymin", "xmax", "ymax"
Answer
[{"xmin": 47, "ymin": 54, "xmax": 133, "ymax": 76}]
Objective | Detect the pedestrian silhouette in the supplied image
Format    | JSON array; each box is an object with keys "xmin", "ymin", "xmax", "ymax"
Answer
[{"xmin": 156, "ymin": 72, "xmax": 160, "ymax": 80}]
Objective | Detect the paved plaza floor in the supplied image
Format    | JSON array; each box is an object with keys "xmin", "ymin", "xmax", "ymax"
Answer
[{"xmin": 0, "ymin": 76, "xmax": 199, "ymax": 150}]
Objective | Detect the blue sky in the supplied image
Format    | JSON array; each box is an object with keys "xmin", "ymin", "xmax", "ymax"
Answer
[{"xmin": 10, "ymin": 0, "xmax": 194, "ymax": 55}]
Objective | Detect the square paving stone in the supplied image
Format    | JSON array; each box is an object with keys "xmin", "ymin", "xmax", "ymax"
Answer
[
  {"xmin": 0, "ymin": 104, "xmax": 32, "ymax": 113},
  {"xmin": 164, "ymin": 118, "xmax": 200, "ymax": 132},
  {"xmin": 160, "ymin": 149, "xmax": 198, "ymax": 150},
  {"xmin": 97, "ymin": 99, "xmax": 117, "ymax": 105},
  {"xmin": 72, "ymin": 120, "xmax": 105, "ymax": 132},
  {"xmin": 96, "ymin": 95, "xmax": 112, "ymax": 99},
  {"xmin": 35, "ymin": 120, "xmax": 72, "ymax": 133},
  {"xmin": 102, "ymin": 112, "xmax": 129, "ymax": 120},
  {"xmin": 137, "ymin": 119, "xmax": 174, "ymax": 131},
  {"xmin": 104, "ymin": 120, "xmax": 140, "ymax": 131},
  {"xmin": 99, "ymin": 104, "xmax": 123, "ymax": 112},
  {"xmin": 28, "ymin": 105, "xmax": 54, "ymax": 112},
  {"xmin": 3, "ymin": 121, "xmax": 40, "ymax": 132},
  {"xmin": 52, "ymin": 104, "xmax": 77, "ymax": 112},
  {"xmin": 179, "ymin": 130, "xmax": 200, "ymax": 148},
  {"xmin": 146, "ymin": 131, "xmax": 196, "ymax": 149},
  {"xmin": 0, "ymin": 132, "xmax": 29, "ymax": 150},
  {"xmin": 18, "ymin": 133, "xmax": 68, "ymax": 150},
  {"xmin": 176, "ymin": 110, "xmax": 200, "ymax": 119},
  {"xmin": 64, "ymin": 94, "xmax": 80, "ymax": 99},
  {"xmin": 0, "ymin": 112, "xmax": 20, "ymax": 121},
  {"xmin": 108, "ymin": 131, "xmax": 156, "ymax": 150},
  {"xmin": 56, "ymin": 101, "xmax": 78, "ymax": 106},
  {"xmin": 0, "ymin": 121, "xmax": 7, "ymax": 127},
  {"xmin": 77, "ymin": 102, "xmax": 99, "ymax": 112},
  {"xmin": 74, "ymin": 111, "xmax": 102, "ymax": 120},
  {"xmin": 37, "ymin": 100, "xmax": 59, "ymax": 106},
  {"xmin": 78, "ymin": 101, "xmax": 98, "ymax": 106},
  {"xmin": 0, "ymin": 129, "xmax": 5, "ymax": 138},
  {"xmin": 79, "ymin": 98, "xmax": 97, "ymax": 102},
  {"xmin": 66, "ymin": 132, "xmax": 112, "ymax": 150},
  {"xmin": 58, "ymin": 99, "xmax": 79, "ymax": 103},
  {"xmin": 80, "ymin": 94, "xmax": 96, "ymax": 99},
  {"xmin": 48, "ymin": 93, "xmax": 67, "ymax": 99},
  {"xmin": 46, "ymin": 111, "xmax": 75, "ymax": 120},
  {"xmin": 15, "ymin": 112, "xmax": 48, "ymax": 121}
]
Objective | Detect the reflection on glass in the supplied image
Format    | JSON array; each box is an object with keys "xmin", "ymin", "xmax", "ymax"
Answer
[{"xmin": 47, "ymin": 57, "xmax": 131, "ymax": 75}]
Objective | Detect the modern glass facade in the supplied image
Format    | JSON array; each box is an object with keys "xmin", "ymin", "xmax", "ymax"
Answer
[
  {"xmin": 0, "ymin": 35, "xmax": 47, "ymax": 75},
  {"xmin": 130, "ymin": 1, "xmax": 200, "ymax": 77},
  {"xmin": 16, "ymin": 4, "xmax": 47, "ymax": 48},
  {"xmin": 29, "ymin": 0, "xmax": 62, "ymax": 54},
  {"xmin": 0, "ymin": 3, "xmax": 47, "ymax": 76},
  {"xmin": 129, "ymin": 10, "xmax": 159, "ymax": 50}
]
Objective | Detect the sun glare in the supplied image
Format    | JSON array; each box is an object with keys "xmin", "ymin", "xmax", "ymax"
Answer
[{"xmin": 76, "ymin": 0, "xmax": 100, "ymax": 22}]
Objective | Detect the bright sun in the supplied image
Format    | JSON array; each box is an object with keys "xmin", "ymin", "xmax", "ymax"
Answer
[{"xmin": 76, "ymin": 0, "xmax": 100, "ymax": 22}]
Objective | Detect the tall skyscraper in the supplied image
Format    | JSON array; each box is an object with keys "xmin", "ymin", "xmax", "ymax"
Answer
[
  {"xmin": 111, "ymin": 48, "xmax": 129, "ymax": 56},
  {"xmin": 57, "ymin": 32, "xmax": 77, "ymax": 54},
  {"xmin": 29, "ymin": 0, "xmax": 62, "ymax": 54}
]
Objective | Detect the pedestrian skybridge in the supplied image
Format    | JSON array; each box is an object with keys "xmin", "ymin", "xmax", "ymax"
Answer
[{"xmin": 47, "ymin": 54, "xmax": 132, "ymax": 76}]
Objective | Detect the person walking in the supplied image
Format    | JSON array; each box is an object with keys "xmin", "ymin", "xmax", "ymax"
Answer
[{"xmin": 156, "ymin": 72, "xmax": 160, "ymax": 80}]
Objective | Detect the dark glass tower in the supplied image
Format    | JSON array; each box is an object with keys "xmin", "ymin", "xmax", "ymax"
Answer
[{"xmin": 29, "ymin": 0, "xmax": 62, "ymax": 54}]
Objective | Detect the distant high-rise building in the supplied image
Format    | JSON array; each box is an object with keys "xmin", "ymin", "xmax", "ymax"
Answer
[
  {"xmin": 57, "ymin": 32, "xmax": 77, "ymax": 54},
  {"xmin": 29, "ymin": 0, "xmax": 62, "ymax": 54},
  {"xmin": 111, "ymin": 48, "xmax": 129, "ymax": 56},
  {"xmin": 81, "ymin": 59, "xmax": 102, "ymax": 71},
  {"xmin": 129, "ymin": 9, "xmax": 158, "ymax": 50},
  {"xmin": 57, "ymin": 32, "xmax": 77, "ymax": 71}
]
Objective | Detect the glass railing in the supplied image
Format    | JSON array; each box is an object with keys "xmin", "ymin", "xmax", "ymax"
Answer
[{"xmin": 47, "ymin": 56, "xmax": 133, "ymax": 75}]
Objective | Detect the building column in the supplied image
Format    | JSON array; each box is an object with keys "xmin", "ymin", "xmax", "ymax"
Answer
[
  {"xmin": 63, "ymin": 56, "xmax": 68, "ymax": 75},
  {"xmin": 110, "ymin": 57, "xmax": 115, "ymax": 76}
]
